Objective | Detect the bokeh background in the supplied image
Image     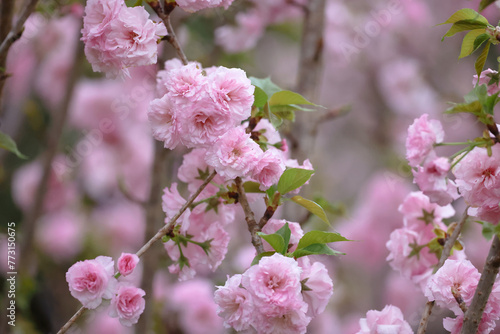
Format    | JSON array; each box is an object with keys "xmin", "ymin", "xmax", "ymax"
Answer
[{"xmin": 1, "ymin": 0, "xmax": 499, "ymax": 332}]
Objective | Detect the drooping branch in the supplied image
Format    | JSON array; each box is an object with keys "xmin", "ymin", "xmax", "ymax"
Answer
[
  {"xmin": 235, "ymin": 177, "xmax": 265, "ymax": 254},
  {"xmin": 461, "ymin": 235, "xmax": 500, "ymax": 333},
  {"xmin": 417, "ymin": 210, "xmax": 469, "ymax": 334},
  {"xmin": 57, "ymin": 170, "xmax": 217, "ymax": 334}
]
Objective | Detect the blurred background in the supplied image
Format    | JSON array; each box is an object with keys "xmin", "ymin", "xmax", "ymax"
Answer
[{"xmin": 0, "ymin": 0, "xmax": 499, "ymax": 332}]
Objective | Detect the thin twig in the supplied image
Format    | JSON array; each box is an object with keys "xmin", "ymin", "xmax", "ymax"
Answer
[
  {"xmin": 235, "ymin": 177, "xmax": 264, "ymax": 254},
  {"xmin": 461, "ymin": 235, "xmax": 500, "ymax": 333},
  {"xmin": 0, "ymin": 0, "xmax": 39, "ymax": 115},
  {"xmin": 417, "ymin": 210, "xmax": 469, "ymax": 334},
  {"xmin": 57, "ymin": 171, "xmax": 217, "ymax": 334}
]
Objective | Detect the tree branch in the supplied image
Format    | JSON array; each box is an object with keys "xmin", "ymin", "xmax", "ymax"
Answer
[
  {"xmin": 57, "ymin": 170, "xmax": 217, "ymax": 334},
  {"xmin": 417, "ymin": 210, "xmax": 469, "ymax": 334},
  {"xmin": 461, "ymin": 235, "xmax": 500, "ymax": 333},
  {"xmin": 234, "ymin": 177, "xmax": 264, "ymax": 254}
]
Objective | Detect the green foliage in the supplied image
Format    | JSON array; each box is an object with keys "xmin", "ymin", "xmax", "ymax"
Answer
[
  {"xmin": 0, "ymin": 131, "xmax": 27, "ymax": 159},
  {"xmin": 440, "ymin": 8, "xmax": 489, "ymax": 27},
  {"xmin": 250, "ymin": 251, "xmax": 276, "ymax": 266},
  {"xmin": 290, "ymin": 195, "xmax": 330, "ymax": 226},
  {"xmin": 479, "ymin": 0, "xmax": 496, "ymax": 12},
  {"xmin": 291, "ymin": 243, "xmax": 344, "ymax": 258},
  {"xmin": 475, "ymin": 41, "xmax": 491, "ymax": 76},
  {"xmin": 257, "ymin": 223, "xmax": 292, "ymax": 254},
  {"xmin": 445, "ymin": 84, "xmax": 498, "ymax": 125},
  {"xmin": 243, "ymin": 181, "xmax": 265, "ymax": 193},
  {"xmin": 459, "ymin": 29, "xmax": 487, "ymax": 59},
  {"xmin": 250, "ymin": 77, "xmax": 282, "ymax": 98},
  {"xmin": 478, "ymin": 220, "xmax": 500, "ymax": 240},
  {"xmin": 277, "ymin": 168, "xmax": 315, "ymax": 194},
  {"xmin": 296, "ymin": 230, "xmax": 350, "ymax": 249},
  {"xmin": 269, "ymin": 90, "xmax": 317, "ymax": 107}
]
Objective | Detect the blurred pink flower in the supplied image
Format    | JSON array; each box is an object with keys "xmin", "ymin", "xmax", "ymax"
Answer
[
  {"xmin": 298, "ymin": 257, "xmax": 333, "ymax": 317},
  {"xmin": 413, "ymin": 156, "xmax": 459, "ymax": 206},
  {"xmin": 148, "ymin": 96, "xmax": 181, "ymax": 149},
  {"xmin": 473, "ymin": 68, "xmax": 500, "ymax": 95},
  {"xmin": 176, "ymin": 0, "xmax": 234, "ymax": 12},
  {"xmin": 356, "ymin": 305, "xmax": 413, "ymax": 334},
  {"xmin": 214, "ymin": 274, "xmax": 254, "ymax": 331}
]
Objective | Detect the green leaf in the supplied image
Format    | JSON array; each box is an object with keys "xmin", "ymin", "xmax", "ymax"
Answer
[
  {"xmin": 277, "ymin": 168, "xmax": 315, "ymax": 194},
  {"xmin": 243, "ymin": 181, "xmax": 265, "ymax": 193},
  {"xmin": 443, "ymin": 20, "xmax": 489, "ymax": 39},
  {"xmin": 473, "ymin": 33, "xmax": 490, "ymax": 51},
  {"xmin": 292, "ymin": 243, "xmax": 345, "ymax": 258},
  {"xmin": 475, "ymin": 41, "xmax": 490, "ymax": 77},
  {"xmin": 265, "ymin": 185, "xmax": 277, "ymax": 199},
  {"xmin": 291, "ymin": 196, "xmax": 330, "ymax": 226},
  {"xmin": 297, "ymin": 230, "xmax": 350, "ymax": 249},
  {"xmin": 459, "ymin": 29, "xmax": 487, "ymax": 58},
  {"xmin": 477, "ymin": 220, "xmax": 500, "ymax": 240},
  {"xmin": 251, "ymin": 251, "xmax": 275, "ymax": 266},
  {"xmin": 253, "ymin": 86, "xmax": 268, "ymax": 108},
  {"xmin": 271, "ymin": 108, "xmax": 296, "ymax": 122},
  {"xmin": 250, "ymin": 77, "xmax": 282, "ymax": 98},
  {"xmin": 275, "ymin": 223, "xmax": 291, "ymax": 253},
  {"xmin": 440, "ymin": 8, "xmax": 489, "ymax": 25},
  {"xmin": 269, "ymin": 90, "xmax": 317, "ymax": 107},
  {"xmin": 257, "ymin": 232, "xmax": 285, "ymax": 254},
  {"xmin": 445, "ymin": 100, "xmax": 482, "ymax": 115},
  {"xmin": 0, "ymin": 131, "xmax": 27, "ymax": 159},
  {"xmin": 314, "ymin": 196, "xmax": 346, "ymax": 216},
  {"xmin": 479, "ymin": 0, "xmax": 496, "ymax": 12}
]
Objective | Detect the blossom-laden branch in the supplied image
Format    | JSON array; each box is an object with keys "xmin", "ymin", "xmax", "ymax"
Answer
[
  {"xmin": 57, "ymin": 170, "xmax": 217, "ymax": 334},
  {"xmin": 417, "ymin": 210, "xmax": 469, "ymax": 334},
  {"xmin": 461, "ymin": 235, "xmax": 500, "ymax": 333},
  {"xmin": 234, "ymin": 177, "xmax": 265, "ymax": 254}
]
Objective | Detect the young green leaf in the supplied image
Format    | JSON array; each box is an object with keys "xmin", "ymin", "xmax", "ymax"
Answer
[
  {"xmin": 275, "ymin": 223, "xmax": 291, "ymax": 253},
  {"xmin": 479, "ymin": 0, "xmax": 496, "ymax": 12},
  {"xmin": 440, "ymin": 8, "xmax": 489, "ymax": 26},
  {"xmin": 297, "ymin": 230, "xmax": 350, "ymax": 250},
  {"xmin": 292, "ymin": 243, "xmax": 345, "ymax": 258},
  {"xmin": 443, "ymin": 20, "xmax": 489, "ymax": 39},
  {"xmin": 250, "ymin": 251, "xmax": 276, "ymax": 266},
  {"xmin": 250, "ymin": 77, "xmax": 282, "ymax": 98},
  {"xmin": 459, "ymin": 29, "xmax": 487, "ymax": 58},
  {"xmin": 277, "ymin": 168, "xmax": 315, "ymax": 194},
  {"xmin": 257, "ymin": 232, "xmax": 286, "ymax": 254},
  {"xmin": 253, "ymin": 86, "xmax": 268, "ymax": 108},
  {"xmin": 290, "ymin": 196, "xmax": 330, "ymax": 226},
  {"xmin": 0, "ymin": 131, "xmax": 27, "ymax": 159},
  {"xmin": 475, "ymin": 41, "xmax": 490, "ymax": 76},
  {"xmin": 243, "ymin": 181, "xmax": 265, "ymax": 193},
  {"xmin": 477, "ymin": 220, "xmax": 500, "ymax": 240},
  {"xmin": 269, "ymin": 90, "xmax": 317, "ymax": 107}
]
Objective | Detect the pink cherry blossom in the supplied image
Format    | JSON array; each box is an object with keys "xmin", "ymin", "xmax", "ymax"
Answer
[
  {"xmin": 177, "ymin": 148, "xmax": 223, "ymax": 195},
  {"xmin": 453, "ymin": 144, "xmax": 500, "ymax": 210},
  {"xmin": 406, "ymin": 114, "xmax": 444, "ymax": 167},
  {"xmin": 356, "ymin": 305, "xmax": 413, "ymax": 334},
  {"xmin": 205, "ymin": 126, "xmax": 262, "ymax": 179},
  {"xmin": 261, "ymin": 219, "xmax": 304, "ymax": 252},
  {"xmin": 214, "ymin": 274, "xmax": 254, "ymax": 331},
  {"xmin": 413, "ymin": 156, "xmax": 459, "ymax": 206},
  {"xmin": 147, "ymin": 96, "xmax": 181, "ymax": 149},
  {"xmin": 399, "ymin": 191, "xmax": 455, "ymax": 230},
  {"xmin": 117, "ymin": 253, "xmax": 140, "ymax": 276},
  {"xmin": 298, "ymin": 257, "xmax": 334, "ymax": 317},
  {"xmin": 251, "ymin": 148, "xmax": 286, "ymax": 190},
  {"xmin": 65, "ymin": 256, "xmax": 116, "ymax": 309},
  {"xmin": 215, "ymin": 11, "xmax": 265, "ymax": 53},
  {"xmin": 242, "ymin": 253, "xmax": 303, "ymax": 316},
  {"xmin": 254, "ymin": 304, "xmax": 311, "ymax": 334},
  {"xmin": 443, "ymin": 314, "xmax": 497, "ymax": 334},
  {"xmin": 206, "ymin": 66, "xmax": 254, "ymax": 121},
  {"xmin": 424, "ymin": 259, "xmax": 480, "ymax": 315},
  {"xmin": 82, "ymin": 1, "xmax": 166, "ymax": 78},
  {"xmin": 473, "ymin": 68, "xmax": 500, "ymax": 95},
  {"xmin": 109, "ymin": 284, "xmax": 146, "ymax": 326},
  {"xmin": 158, "ymin": 62, "xmax": 206, "ymax": 100}
]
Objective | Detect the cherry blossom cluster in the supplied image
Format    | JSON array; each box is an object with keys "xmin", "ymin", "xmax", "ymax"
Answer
[
  {"xmin": 386, "ymin": 191, "xmax": 462, "ymax": 291},
  {"xmin": 65, "ymin": 253, "xmax": 144, "ymax": 326},
  {"xmin": 214, "ymin": 253, "xmax": 332, "ymax": 334},
  {"xmin": 81, "ymin": 0, "xmax": 167, "ymax": 78},
  {"xmin": 148, "ymin": 59, "xmax": 293, "ymax": 188},
  {"xmin": 473, "ymin": 69, "xmax": 500, "ymax": 96},
  {"xmin": 406, "ymin": 114, "xmax": 458, "ymax": 206},
  {"xmin": 425, "ymin": 259, "xmax": 500, "ymax": 333},
  {"xmin": 356, "ymin": 305, "xmax": 413, "ymax": 334}
]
